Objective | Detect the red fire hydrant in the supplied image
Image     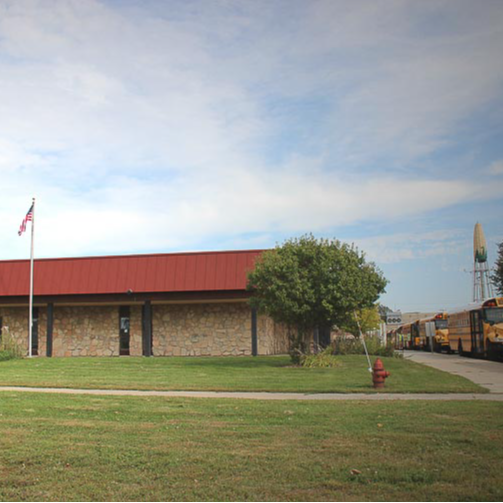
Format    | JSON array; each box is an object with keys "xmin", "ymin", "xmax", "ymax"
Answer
[{"xmin": 372, "ymin": 358, "xmax": 390, "ymax": 389}]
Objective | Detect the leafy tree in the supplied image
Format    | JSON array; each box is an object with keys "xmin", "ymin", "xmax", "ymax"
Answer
[
  {"xmin": 342, "ymin": 305, "xmax": 382, "ymax": 337},
  {"xmin": 247, "ymin": 235, "xmax": 388, "ymax": 360},
  {"xmin": 492, "ymin": 240, "xmax": 503, "ymax": 295}
]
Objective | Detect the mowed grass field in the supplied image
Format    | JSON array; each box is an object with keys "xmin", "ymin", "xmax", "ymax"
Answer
[
  {"xmin": 0, "ymin": 355, "xmax": 486, "ymax": 393},
  {"xmin": 0, "ymin": 392, "xmax": 502, "ymax": 501}
]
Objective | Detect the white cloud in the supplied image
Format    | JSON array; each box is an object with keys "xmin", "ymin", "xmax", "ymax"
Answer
[
  {"xmin": 0, "ymin": 139, "xmax": 47, "ymax": 171},
  {"xmin": 3, "ymin": 167, "xmax": 500, "ymax": 260},
  {"xmin": 0, "ymin": 0, "xmax": 502, "ymax": 261},
  {"xmin": 353, "ymin": 230, "xmax": 469, "ymax": 264}
]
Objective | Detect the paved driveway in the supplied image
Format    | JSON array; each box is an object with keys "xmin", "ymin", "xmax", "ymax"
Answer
[{"xmin": 404, "ymin": 350, "xmax": 503, "ymax": 393}]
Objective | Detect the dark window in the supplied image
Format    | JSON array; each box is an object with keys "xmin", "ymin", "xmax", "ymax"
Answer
[
  {"xmin": 319, "ymin": 326, "xmax": 332, "ymax": 348},
  {"xmin": 483, "ymin": 308, "xmax": 503, "ymax": 325},
  {"xmin": 435, "ymin": 319, "xmax": 448, "ymax": 329},
  {"xmin": 119, "ymin": 306, "xmax": 130, "ymax": 356},
  {"xmin": 411, "ymin": 323, "xmax": 419, "ymax": 337}
]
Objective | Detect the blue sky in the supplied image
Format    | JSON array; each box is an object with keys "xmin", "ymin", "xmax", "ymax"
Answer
[{"xmin": 0, "ymin": 0, "xmax": 502, "ymax": 312}]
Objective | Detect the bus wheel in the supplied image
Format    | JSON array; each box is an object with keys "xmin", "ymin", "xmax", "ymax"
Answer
[
  {"xmin": 433, "ymin": 342, "xmax": 441, "ymax": 353},
  {"xmin": 487, "ymin": 342, "xmax": 500, "ymax": 361}
]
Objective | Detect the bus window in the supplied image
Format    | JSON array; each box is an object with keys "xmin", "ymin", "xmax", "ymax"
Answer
[
  {"xmin": 435, "ymin": 319, "xmax": 448, "ymax": 329},
  {"xmin": 483, "ymin": 308, "xmax": 503, "ymax": 325}
]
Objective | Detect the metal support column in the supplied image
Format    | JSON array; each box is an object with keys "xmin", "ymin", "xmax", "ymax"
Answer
[
  {"xmin": 251, "ymin": 307, "xmax": 258, "ymax": 356},
  {"xmin": 143, "ymin": 300, "xmax": 152, "ymax": 357}
]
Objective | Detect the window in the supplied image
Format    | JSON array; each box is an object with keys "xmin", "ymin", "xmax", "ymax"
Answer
[
  {"xmin": 119, "ymin": 306, "xmax": 130, "ymax": 356},
  {"xmin": 484, "ymin": 308, "xmax": 503, "ymax": 325}
]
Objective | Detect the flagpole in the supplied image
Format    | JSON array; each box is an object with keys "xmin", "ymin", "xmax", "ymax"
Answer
[{"xmin": 28, "ymin": 197, "xmax": 35, "ymax": 357}]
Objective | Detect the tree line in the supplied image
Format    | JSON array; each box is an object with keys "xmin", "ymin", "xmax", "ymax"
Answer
[{"xmin": 493, "ymin": 240, "xmax": 503, "ymax": 295}]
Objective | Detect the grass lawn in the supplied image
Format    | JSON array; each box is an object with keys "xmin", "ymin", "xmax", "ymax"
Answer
[
  {"xmin": 0, "ymin": 355, "xmax": 485, "ymax": 393},
  {"xmin": 0, "ymin": 392, "xmax": 501, "ymax": 501}
]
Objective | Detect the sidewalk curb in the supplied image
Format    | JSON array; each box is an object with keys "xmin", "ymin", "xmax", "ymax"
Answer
[{"xmin": 1, "ymin": 386, "xmax": 502, "ymax": 400}]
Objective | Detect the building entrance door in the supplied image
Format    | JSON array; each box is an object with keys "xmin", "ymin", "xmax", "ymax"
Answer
[
  {"xmin": 470, "ymin": 310, "xmax": 484, "ymax": 355},
  {"xmin": 119, "ymin": 306, "xmax": 130, "ymax": 356}
]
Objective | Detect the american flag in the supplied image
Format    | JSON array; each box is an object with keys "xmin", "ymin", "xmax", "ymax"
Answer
[{"xmin": 18, "ymin": 203, "xmax": 34, "ymax": 236}]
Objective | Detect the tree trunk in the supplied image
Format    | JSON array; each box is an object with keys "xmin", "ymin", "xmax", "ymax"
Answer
[{"xmin": 288, "ymin": 326, "xmax": 310, "ymax": 364}]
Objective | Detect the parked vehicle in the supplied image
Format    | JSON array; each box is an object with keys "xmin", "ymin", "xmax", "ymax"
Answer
[
  {"xmin": 418, "ymin": 312, "xmax": 449, "ymax": 352},
  {"xmin": 393, "ymin": 321, "xmax": 420, "ymax": 350},
  {"xmin": 447, "ymin": 297, "xmax": 503, "ymax": 358}
]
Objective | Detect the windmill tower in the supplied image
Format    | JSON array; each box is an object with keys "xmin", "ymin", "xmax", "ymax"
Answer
[{"xmin": 473, "ymin": 222, "xmax": 494, "ymax": 302}]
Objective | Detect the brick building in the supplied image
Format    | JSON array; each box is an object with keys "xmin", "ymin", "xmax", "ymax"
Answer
[{"xmin": 0, "ymin": 250, "xmax": 290, "ymax": 357}]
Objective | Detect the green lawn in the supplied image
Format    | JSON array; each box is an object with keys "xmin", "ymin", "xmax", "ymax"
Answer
[
  {"xmin": 0, "ymin": 355, "xmax": 485, "ymax": 393},
  {"xmin": 0, "ymin": 392, "xmax": 501, "ymax": 501}
]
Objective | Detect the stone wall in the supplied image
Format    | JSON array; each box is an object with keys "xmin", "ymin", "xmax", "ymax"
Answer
[
  {"xmin": 0, "ymin": 302, "xmax": 291, "ymax": 357},
  {"xmin": 151, "ymin": 302, "xmax": 290, "ymax": 356},
  {"xmin": 52, "ymin": 305, "xmax": 118, "ymax": 357},
  {"xmin": 37, "ymin": 309, "xmax": 47, "ymax": 357},
  {"xmin": 152, "ymin": 302, "xmax": 252, "ymax": 356},
  {"xmin": 0, "ymin": 306, "xmax": 30, "ymax": 355},
  {"xmin": 257, "ymin": 315, "xmax": 291, "ymax": 355}
]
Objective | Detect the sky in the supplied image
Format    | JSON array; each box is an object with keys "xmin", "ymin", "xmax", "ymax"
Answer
[{"xmin": 0, "ymin": 0, "xmax": 502, "ymax": 313}]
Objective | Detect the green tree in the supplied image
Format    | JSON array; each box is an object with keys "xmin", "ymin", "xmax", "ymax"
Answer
[
  {"xmin": 342, "ymin": 305, "xmax": 382, "ymax": 336},
  {"xmin": 492, "ymin": 241, "xmax": 503, "ymax": 295},
  {"xmin": 247, "ymin": 235, "xmax": 388, "ymax": 360}
]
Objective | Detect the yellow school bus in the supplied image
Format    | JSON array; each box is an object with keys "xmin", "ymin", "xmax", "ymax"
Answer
[
  {"xmin": 410, "ymin": 320, "xmax": 421, "ymax": 349},
  {"xmin": 447, "ymin": 297, "xmax": 503, "ymax": 358},
  {"xmin": 418, "ymin": 312, "xmax": 449, "ymax": 352},
  {"xmin": 395, "ymin": 322, "xmax": 420, "ymax": 349},
  {"xmin": 390, "ymin": 327, "xmax": 403, "ymax": 350},
  {"xmin": 400, "ymin": 323, "xmax": 412, "ymax": 349}
]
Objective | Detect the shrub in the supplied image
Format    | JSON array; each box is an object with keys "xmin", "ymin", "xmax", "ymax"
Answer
[
  {"xmin": 301, "ymin": 347, "xmax": 340, "ymax": 368},
  {"xmin": 0, "ymin": 350, "xmax": 16, "ymax": 362},
  {"xmin": 287, "ymin": 328, "xmax": 310, "ymax": 365},
  {"xmin": 332, "ymin": 335, "xmax": 397, "ymax": 357},
  {"xmin": 0, "ymin": 329, "xmax": 24, "ymax": 361}
]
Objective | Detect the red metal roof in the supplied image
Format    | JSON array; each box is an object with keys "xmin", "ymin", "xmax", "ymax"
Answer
[{"xmin": 0, "ymin": 250, "xmax": 264, "ymax": 297}]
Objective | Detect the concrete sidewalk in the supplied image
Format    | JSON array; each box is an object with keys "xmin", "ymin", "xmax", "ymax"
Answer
[
  {"xmin": 0, "ymin": 385, "xmax": 502, "ymax": 401},
  {"xmin": 404, "ymin": 350, "xmax": 503, "ymax": 393}
]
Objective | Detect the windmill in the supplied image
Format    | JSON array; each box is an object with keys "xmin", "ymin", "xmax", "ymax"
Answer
[{"xmin": 473, "ymin": 222, "xmax": 494, "ymax": 302}]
